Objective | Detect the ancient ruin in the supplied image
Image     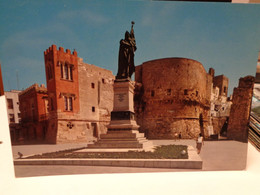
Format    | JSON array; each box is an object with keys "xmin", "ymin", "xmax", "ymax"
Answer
[
  {"xmin": 227, "ymin": 76, "xmax": 255, "ymax": 142},
  {"xmin": 134, "ymin": 57, "xmax": 233, "ymax": 139}
]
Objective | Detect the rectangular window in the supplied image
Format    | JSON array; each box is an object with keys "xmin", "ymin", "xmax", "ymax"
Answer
[
  {"xmin": 60, "ymin": 63, "xmax": 64, "ymax": 79},
  {"xmin": 92, "ymin": 106, "xmax": 95, "ymax": 112},
  {"xmin": 62, "ymin": 63, "xmax": 73, "ymax": 81},
  {"xmin": 9, "ymin": 114, "xmax": 15, "ymax": 123},
  {"xmin": 91, "ymin": 83, "xmax": 95, "ymax": 88},
  {"xmin": 224, "ymin": 86, "xmax": 227, "ymax": 94},
  {"xmin": 167, "ymin": 89, "xmax": 171, "ymax": 96},
  {"xmin": 64, "ymin": 96, "xmax": 73, "ymax": 111},
  {"xmin": 7, "ymin": 99, "xmax": 13, "ymax": 109},
  {"xmin": 68, "ymin": 97, "xmax": 73, "ymax": 111},
  {"xmin": 64, "ymin": 64, "xmax": 69, "ymax": 79},
  {"xmin": 64, "ymin": 96, "xmax": 68, "ymax": 111},
  {"xmin": 151, "ymin": 90, "xmax": 155, "ymax": 97},
  {"xmin": 70, "ymin": 66, "xmax": 73, "ymax": 80}
]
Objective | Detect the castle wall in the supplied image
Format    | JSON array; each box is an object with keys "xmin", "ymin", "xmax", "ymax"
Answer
[
  {"xmin": 77, "ymin": 58, "xmax": 114, "ymax": 137},
  {"xmin": 227, "ymin": 76, "xmax": 255, "ymax": 142},
  {"xmin": 135, "ymin": 58, "xmax": 211, "ymax": 139}
]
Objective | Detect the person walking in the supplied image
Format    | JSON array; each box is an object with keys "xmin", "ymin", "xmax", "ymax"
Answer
[{"xmin": 196, "ymin": 133, "xmax": 204, "ymax": 154}]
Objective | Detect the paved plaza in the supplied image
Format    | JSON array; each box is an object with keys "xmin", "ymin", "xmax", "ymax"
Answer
[{"xmin": 12, "ymin": 139, "xmax": 248, "ymax": 177}]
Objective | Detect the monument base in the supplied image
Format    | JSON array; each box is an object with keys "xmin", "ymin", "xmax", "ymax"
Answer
[
  {"xmin": 108, "ymin": 111, "xmax": 139, "ymax": 130},
  {"xmin": 87, "ymin": 79, "xmax": 151, "ymax": 150},
  {"xmin": 87, "ymin": 130, "xmax": 151, "ymax": 149}
]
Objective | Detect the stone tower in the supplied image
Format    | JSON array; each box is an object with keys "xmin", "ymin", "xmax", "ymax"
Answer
[
  {"xmin": 134, "ymin": 58, "xmax": 212, "ymax": 139},
  {"xmin": 44, "ymin": 45, "xmax": 80, "ymax": 143}
]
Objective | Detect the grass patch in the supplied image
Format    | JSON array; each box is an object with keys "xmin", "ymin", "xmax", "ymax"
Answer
[{"xmin": 25, "ymin": 145, "xmax": 188, "ymax": 159}]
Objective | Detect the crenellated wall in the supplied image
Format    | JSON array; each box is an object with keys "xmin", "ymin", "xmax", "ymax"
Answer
[{"xmin": 43, "ymin": 45, "xmax": 114, "ymax": 143}]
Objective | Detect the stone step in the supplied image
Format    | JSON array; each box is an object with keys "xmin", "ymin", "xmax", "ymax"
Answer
[
  {"xmin": 100, "ymin": 132, "xmax": 145, "ymax": 139},
  {"xmin": 106, "ymin": 130, "xmax": 144, "ymax": 135},
  {"xmin": 87, "ymin": 142, "xmax": 144, "ymax": 148},
  {"xmin": 98, "ymin": 137, "xmax": 148, "ymax": 142},
  {"xmin": 95, "ymin": 139, "xmax": 148, "ymax": 144},
  {"xmin": 100, "ymin": 134, "xmax": 137, "ymax": 139}
]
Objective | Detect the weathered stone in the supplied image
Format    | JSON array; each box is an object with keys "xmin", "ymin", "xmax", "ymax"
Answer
[
  {"xmin": 227, "ymin": 76, "xmax": 255, "ymax": 142},
  {"xmin": 134, "ymin": 58, "xmax": 211, "ymax": 139}
]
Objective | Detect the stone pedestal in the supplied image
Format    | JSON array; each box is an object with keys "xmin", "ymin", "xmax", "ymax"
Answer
[
  {"xmin": 107, "ymin": 79, "xmax": 139, "ymax": 131},
  {"xmin": 87, "ymin": 79, "xmax": 151, "ymax": 150}
]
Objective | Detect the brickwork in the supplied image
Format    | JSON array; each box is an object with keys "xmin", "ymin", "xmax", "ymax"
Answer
[
  {"xmin": 135, "ymin": 58, "xmax": 211, "ymax": 139},
  {"xmin": 227, "ymin": 76, "xmax": 255, "ymax": 142},
  {"xmin": 44, "ymin": 45, "xmax": 79, "ymax": 115},
  {"xmin": 43, "ymin": 45, "xmax": 114, "ymax": 143},
  {"xmin": 19, "ymin": 84, "xmax": 48, "ymax": 141}
]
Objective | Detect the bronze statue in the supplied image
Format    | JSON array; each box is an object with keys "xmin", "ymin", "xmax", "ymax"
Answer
[{"xmin": 116, "ymin": 21, "xmax": 137, "ymax": 80}]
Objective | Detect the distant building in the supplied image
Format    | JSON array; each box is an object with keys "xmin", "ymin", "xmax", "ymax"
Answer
[
  {"xmin": 5, "ymin": 90, "xmax": 22, "ymax": 142},
  {"xmin": 19, "ymin": 84, "xmax": 48, "ymax": 142},
  {"xmin": 210, "ymin": 73, "xmax": 232, "ymax": 137}
]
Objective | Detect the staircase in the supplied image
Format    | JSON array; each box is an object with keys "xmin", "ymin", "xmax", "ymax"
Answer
[{"xmin": 87, "ymin": 130, "xmax": 153, "ymax": 151}]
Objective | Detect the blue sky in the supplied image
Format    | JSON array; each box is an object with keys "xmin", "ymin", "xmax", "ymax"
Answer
[{"xmin": 0, "ymin": 0, "xmax": 260, "ymax": 96}]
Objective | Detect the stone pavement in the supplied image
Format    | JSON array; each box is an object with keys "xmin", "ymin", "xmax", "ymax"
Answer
[{"xmin": 13, "ymin": 139, "xmax": 248, "ymax": 177}]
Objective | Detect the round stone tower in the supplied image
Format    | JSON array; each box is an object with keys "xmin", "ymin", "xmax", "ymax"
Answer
[{"xmin": 134, "ymin": 58, "xmax": 212, "ymax": 139}]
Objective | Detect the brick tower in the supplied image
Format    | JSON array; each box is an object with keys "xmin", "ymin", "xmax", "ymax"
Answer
[{"xmin": 44, "ymin": 45, "xmax": 80, "ymax": 143}]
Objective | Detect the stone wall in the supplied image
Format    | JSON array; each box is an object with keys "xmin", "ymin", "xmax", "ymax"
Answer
[
  {"xmin": 135, "ymin": 58, "xmax": 211, "ymax": 139},
  {"xmin": 19, "ymin": 84, "xmax": 48, "ymax": 141},
  {"xmin": 78, "ymin": 58, "xmax": 114, "ymax": 136},
  {"xmin": 227, "ymin": 76, "xmax": 255, "ymax": 142}
]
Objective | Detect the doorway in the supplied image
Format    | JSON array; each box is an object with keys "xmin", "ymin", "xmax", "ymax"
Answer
[{"xmin": 91, "ymin": 123, "xmax": 98, "ymax": 138}]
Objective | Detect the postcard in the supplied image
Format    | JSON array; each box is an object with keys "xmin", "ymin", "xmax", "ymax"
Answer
[{"xmin": 1, "ymin": 1, "xmax": 260, "ymax": 179}]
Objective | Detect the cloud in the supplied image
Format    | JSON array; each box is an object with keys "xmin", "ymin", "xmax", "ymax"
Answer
[{"xmin": 57, "ymin": 9, "xmax": 110, "ymax": 25}]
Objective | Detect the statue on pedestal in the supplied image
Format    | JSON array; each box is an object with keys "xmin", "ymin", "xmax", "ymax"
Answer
[{"xmin": 116, "ymin": 21, "xmax": 137, "ymax": 80}]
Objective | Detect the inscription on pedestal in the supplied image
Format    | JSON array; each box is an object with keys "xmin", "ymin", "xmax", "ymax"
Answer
[{"xmin": 117, "ymin": 93, "xmax": 126, "ymax": 102}]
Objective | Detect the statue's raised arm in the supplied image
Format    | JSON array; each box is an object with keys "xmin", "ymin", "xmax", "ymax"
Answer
[{"xmin": 116, "ymin": 21, "xmax": 137, "ymax": 80}]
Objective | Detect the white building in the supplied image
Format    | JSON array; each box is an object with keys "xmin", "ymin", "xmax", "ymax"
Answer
[
  {"xmin": 5, "ymin": 90, "xmax": 22, "ymax": 142},
  {"xmin": 5, "ymin": 90, "xmax": 21, "ymax": 124}
]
